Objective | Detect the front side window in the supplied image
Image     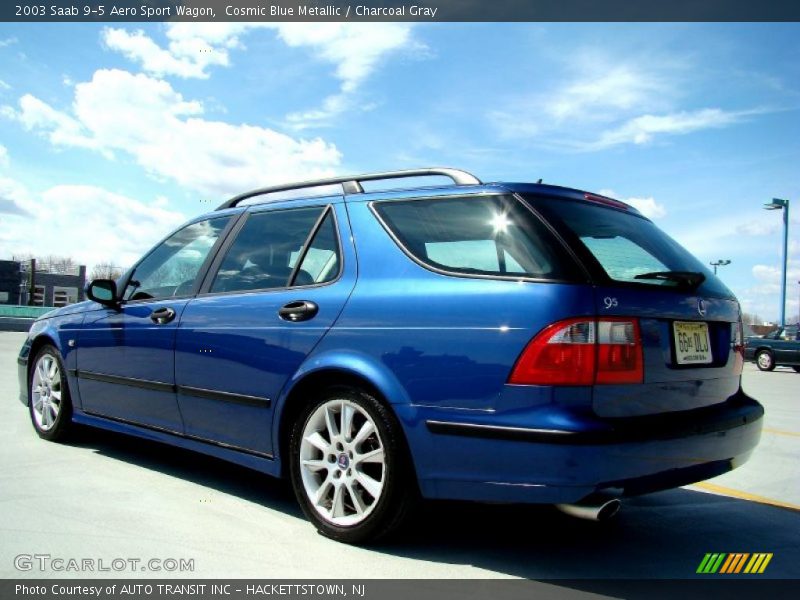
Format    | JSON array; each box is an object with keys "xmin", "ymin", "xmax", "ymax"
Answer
[
  {"xmin": 210, "ymin": 206, "xmax": 340, "ymax": 293},
  {"xmin": 125, "ymin": 216, "xmax": 232, "ymax": 301},
  {"xmin": 372, "ymin": 195, "xmax": 580, "ymax": 280}
]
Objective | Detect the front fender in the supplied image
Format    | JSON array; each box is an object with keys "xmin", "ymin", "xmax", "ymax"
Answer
[{"xmin": 26, "ymin": 313, "xmax": 86, "ymax": 408}]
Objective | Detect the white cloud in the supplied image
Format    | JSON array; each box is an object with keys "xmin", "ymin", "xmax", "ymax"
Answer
[
  {"xmin": 0, "ymin": 178, "xmax": 186, "ymax": 269},
  {"xmin": 103, "ymin": 23, "xmax": 418, "ymax": 127},
  {"xmin": 0, "ymin": 174, "xmax": 31, "ymax": 216},
  {"xmin": 737, "ymin": 219, "xmax": 779, "ymax": 236},
  {"xmin": 0, "ymin": 143, "xmax": 8, "ymax": 167},
  {"xmin": 545, "ymin": 63, "xmax": 669, "ymax": 124},
  {"xmin": 16, "ymin": 93, "xmax": 108, "ymax": 154},
  {"xmin": 624, "ymin": 196, "xmax": 667, "ymax": 219},
  {"xmin": 9, "ymin": 68, "xmax": 342, "ymax": 198},
  {"xmin": 0, "ymin": 79, "xmax": 10, "ymax": 91},
  {"xmin": 0, "ymin": 37, "xmax": 17, "ymax": 48},
  {"xmin": 103, "ymin": 27, "xmax": 232, "ymax": 79},
  {"xmin": 597, "ymin": 188, "xmax": 667, "ymax": 219},
  {"xmin": 588, "ymin": 109, "xmax": 747, "ymax": 150},
  {"xmin": 489, "ymin": 51, "xmax": 763, "ymax": 151}
]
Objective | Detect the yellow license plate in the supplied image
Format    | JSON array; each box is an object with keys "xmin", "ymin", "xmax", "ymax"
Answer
[{"xmin": 673, "ymin": 321, "xmax": 712, "ymax": 365}]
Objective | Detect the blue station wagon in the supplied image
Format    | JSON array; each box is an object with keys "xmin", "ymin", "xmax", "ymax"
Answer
[{"xmin": 18, "ymin": 168, "xmax": 763, "ymax": 543}]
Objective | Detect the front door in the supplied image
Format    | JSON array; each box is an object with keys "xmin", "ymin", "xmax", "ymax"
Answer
[{"xmin": 78, "ymin": 215, "xmax": 234, "ymax": 431}]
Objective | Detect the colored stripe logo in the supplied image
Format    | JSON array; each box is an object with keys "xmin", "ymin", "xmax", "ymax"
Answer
[{"xmin": 697, "ymin": 553, "xmax": 773, "ymax": 574}]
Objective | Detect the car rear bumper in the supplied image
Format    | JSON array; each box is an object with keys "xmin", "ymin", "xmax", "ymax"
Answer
[{"xmin": 401, "ymin": 389, "xmax": 763, "ymax": 504}]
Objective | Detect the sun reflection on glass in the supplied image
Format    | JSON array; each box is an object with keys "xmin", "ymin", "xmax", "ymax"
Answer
[{"xmin": 490, "ymin": 212, "xmax": 513, "ymax": 234}]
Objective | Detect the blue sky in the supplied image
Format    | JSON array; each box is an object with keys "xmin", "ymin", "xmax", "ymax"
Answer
[{"xmin": 0, "ymin": 23, "xmax": 798, "ymax": 322}]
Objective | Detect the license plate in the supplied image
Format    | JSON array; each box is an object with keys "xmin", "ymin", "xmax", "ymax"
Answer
[{"xmin": 673, "ymin": 321, "xmax": 712, "ymax": 365}]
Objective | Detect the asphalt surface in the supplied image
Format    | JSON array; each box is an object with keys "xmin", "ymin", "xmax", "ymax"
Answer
[{"xmin": 1, "ymin": 331, "xmax": 798, "ymax": 584}]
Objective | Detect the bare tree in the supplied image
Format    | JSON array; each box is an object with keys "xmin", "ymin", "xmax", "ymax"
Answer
[
  {"xmin": 43, "ymin": 255, "xmax": 77, "ymax": 273},
  {"xmin": 90, "ymin": 261, "xmax": 124, "ymax": 280},
  {"xmin": 741, "ymin": 312, "xmax": 765, "ymax": 326},
  {"xmin": 12, "ymin": 253, "xmax": 78, "ymax": 274}
]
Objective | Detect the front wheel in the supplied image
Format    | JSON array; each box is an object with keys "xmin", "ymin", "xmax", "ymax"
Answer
[
  {"xmin": 29, "ymin": 345, "xmax": 73, "ymax": 441},
  {"xmin": 289, "ymin": 387, "xmax": 416, "ymax": 544},
  {"xmin": 756, "ymin": 350, "xmax": 775, "ymax": 371}
]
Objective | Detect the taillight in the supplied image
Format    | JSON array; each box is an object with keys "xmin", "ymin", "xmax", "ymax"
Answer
[{"xmin": 508, "ymin": 317, "xmax": 643, "ymax": 386}]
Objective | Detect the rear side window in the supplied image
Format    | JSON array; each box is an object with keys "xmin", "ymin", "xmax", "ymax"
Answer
[
  {"xmin": 529, "ymin": 196, "xmax": 733, "ymax": 297},
  {"xmin": 372, "ymin": 195, "xmax": 581, "ymax": 281}
]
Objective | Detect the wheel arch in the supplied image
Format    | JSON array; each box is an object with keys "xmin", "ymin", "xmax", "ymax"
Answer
[
  {"xmin": 754, "ymin": 346, "xmax": 774, "ymax": 358},
  {"xmin": 25, "ymin": 333, "xmax": 60, "ymax": 404},
  {"xmin": 273, "ymin": 351, "xmax": 413, "ymax": 478}
]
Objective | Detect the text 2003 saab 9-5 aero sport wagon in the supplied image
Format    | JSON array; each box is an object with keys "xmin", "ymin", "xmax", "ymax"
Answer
[{"xmin": 18, "ymin": 168, "xmax": 763, "ymax": 544}]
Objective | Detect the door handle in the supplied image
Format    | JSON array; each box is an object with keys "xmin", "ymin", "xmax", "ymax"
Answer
[
  {"xmin": 150, "ymin": 307, "xmax": 176, "ymax": 324},
  {"xmin": 278, "ymin": 301, "xmax": 318, "ymax": 322}
]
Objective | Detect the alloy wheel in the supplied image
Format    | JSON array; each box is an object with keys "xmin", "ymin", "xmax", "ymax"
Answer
[
  {"xmin": 299, "ymin": 399, "xmax": 386, "ymax": 527},
  {"xmin": 31, "ymin": 353, "xmax": 63, "ymax": 431}
]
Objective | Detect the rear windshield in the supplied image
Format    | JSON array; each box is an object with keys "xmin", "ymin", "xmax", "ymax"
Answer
[
  {"xmin": 528, "ymin": 195, "xmax": 733, "ymax": 298},
  {"xmin": 372, "ymin": 194, "xmax": 582, "ymax": 281}
]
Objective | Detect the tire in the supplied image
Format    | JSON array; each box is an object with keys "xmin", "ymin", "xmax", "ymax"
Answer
[
  {"xmin": 288, "ymin": 386, "xmax": 416, "ymax": 544},
  {"xmin": 28, "ymin": 345, "xmax": 73, "ymax": 441},
  {"xmin": 755, "ymin": 350, "xmax": 775, "ymax": 371},
  {"xmin": 793, "ymin": 366, "xmax": 800, "ymax": 373}
]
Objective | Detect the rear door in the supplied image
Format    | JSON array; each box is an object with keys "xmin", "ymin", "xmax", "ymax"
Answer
[
  {"xmin": 174, "ymin": 200, "xmax": 356, "ymax": 456},
  {"xmin": 529, "ymin": 194, "xmax": 742, "ymax": 417}
]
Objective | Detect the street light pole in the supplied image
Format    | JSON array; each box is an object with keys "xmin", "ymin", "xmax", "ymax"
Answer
[
  {"xmin": 763, "ymin": 198, "xmax": 790, "ymax": 328},
  {"xmin": 710, "ymin": 259, "xmax": 731, "ymax": 275}
]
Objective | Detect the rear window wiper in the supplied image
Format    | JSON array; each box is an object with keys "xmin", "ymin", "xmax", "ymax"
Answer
[{"xmin": 633, "ymin": 271, "xmax": 706, "ymax": 290}]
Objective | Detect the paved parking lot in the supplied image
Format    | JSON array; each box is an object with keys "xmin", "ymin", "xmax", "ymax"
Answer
[{"xmin": 1, "ymin": 331, "xmax": 798, "ymax": 583}]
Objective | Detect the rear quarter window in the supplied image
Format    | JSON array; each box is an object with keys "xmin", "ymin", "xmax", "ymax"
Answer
[{"xmin": 371, "ymin": 194, "xmax": 581, "ymax": 281}]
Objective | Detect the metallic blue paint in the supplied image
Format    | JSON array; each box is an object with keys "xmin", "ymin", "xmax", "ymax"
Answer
[{"xmin": 18, "ymin": 179, "xmax": 763, "ymax": 506}]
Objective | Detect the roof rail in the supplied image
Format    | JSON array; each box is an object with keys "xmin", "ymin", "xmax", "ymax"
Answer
[{"xmin": 216, "ymin": 167, "xmax": 482, "ymax": 210}]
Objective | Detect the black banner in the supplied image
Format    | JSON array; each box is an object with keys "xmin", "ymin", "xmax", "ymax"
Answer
[
  {"xmin": 3, "ymin": 0, "xmax": 800, "ymax": 23},
  {"xmin": 4, "ymin": 580, "xmax": 800, "ymax": 600}
]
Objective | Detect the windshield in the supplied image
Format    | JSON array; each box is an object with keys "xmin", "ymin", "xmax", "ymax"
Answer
[{"xmin": 527, "ymin": 195, "xmax": 734, "ymax": 298}]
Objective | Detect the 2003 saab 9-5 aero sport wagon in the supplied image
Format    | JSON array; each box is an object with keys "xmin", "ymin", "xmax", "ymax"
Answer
[{"xmin": 18, "ymin": 168, "xmax": 763, "ymax": 543}]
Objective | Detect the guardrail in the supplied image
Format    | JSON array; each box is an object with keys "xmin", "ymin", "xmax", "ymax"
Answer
[
  {"xmin": 0, "ymin": 305, "xmax": 53, "ymax": 332},
  {"xmin": 0, "ymin": 305, "xmax": 53, "ymax": 318}
]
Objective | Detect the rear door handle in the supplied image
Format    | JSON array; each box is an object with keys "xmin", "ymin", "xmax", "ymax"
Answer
[
  {"xmin": 150, "ymin": 307, "xmax": 176, "ymax": 324},
  {"xmin": 278, "ymin": 301, "xmax": 318, "ymax": 322}
]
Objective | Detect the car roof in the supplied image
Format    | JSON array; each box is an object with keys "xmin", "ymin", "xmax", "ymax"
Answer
[{"xmin": 199, "ymin": 168, "xmax": 641, "ymax": 219}]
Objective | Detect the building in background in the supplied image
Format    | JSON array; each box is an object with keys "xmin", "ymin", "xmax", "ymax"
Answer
[{"xmin": 0, "ymin": 259, "xmax": 86, "ymax": 307}]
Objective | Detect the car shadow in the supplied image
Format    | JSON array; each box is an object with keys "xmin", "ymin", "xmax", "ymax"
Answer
[
  {"xmin": 375, "ymin": 491, "xmax": 798, "ymax": 581},
  {"xmin": 65, "ymin": 425, "xmax": 799, "ymax": 585},
  {"xmin": 65, "ymin": 424, "xmax": 302, "ymax": 518}
]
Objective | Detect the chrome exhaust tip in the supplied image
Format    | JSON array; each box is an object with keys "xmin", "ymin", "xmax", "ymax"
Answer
[{"xmin": 555, "ymin": 497, "xmax": 621, "ymax": 522}]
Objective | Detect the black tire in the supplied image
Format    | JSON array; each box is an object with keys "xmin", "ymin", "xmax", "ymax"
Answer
[
  {"xmin": 755, "ymin": 350, "xmax": 775, "ymax": 371},
  {"xmin": 28, "ymin": 345, "xmax": 73, "ymax": 441},
  {"xmin": 793, "ymin": 366, "xmax": 800, "ymax": 373},
  {"xmin": 288, "ymin": 386, "xmax": 417, "ymax": 544}
]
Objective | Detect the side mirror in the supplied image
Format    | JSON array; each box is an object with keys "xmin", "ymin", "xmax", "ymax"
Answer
[{"xmin": 86, "ymin": 279, "xmax": 119, "ymax": 307}]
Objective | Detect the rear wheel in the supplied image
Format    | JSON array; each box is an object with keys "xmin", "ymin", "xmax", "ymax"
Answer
[
  {"xmin": 289, "ymin": 386, "xmax": 416, "ymax": 544},
  {"xmin": 29, "ymin": 345, "xmax": 73, "ymax": 441},
  {"xmin": 755, "ymin": 350, "xmax": 775, "ymax": 371}
]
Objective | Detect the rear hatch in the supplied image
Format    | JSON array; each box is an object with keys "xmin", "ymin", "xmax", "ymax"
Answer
[{"xmin": 526, "ymin": 192, "xmax": 743, "ymax": 417}]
